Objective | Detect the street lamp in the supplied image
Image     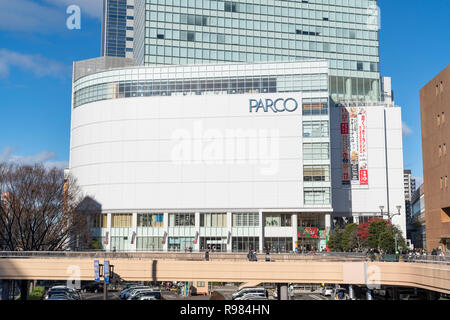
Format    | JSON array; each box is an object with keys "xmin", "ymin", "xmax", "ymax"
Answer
[{"xmin": 379, "ymin": 205, "xmax": 402, "ymax": 223}]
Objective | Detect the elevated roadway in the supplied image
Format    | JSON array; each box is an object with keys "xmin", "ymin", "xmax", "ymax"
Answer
[{"xmin": 1, "ymin": 252, "xmax": 449, "ymax": 294}]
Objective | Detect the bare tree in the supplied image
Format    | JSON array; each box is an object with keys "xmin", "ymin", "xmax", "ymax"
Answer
[
  {"xmin": 0, "ymin": 162, "xmax": 98, "ymax": 300},
  {"xmin": 0, "ymin": 162, "xmax": 92, "ymax": 252}
]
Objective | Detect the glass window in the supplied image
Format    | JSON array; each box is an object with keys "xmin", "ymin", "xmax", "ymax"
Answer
[
  {"xmin": 303, "ymin": 143, "xmax": 330, "ymax": 161},
  {"xmin": 303, "ymin": 120, "xmax": 329, "ymax": 138},
  {"xmin": 232, "ymin": 213, "xmax": 259, "ymax": 227},
  {"xmin": 168, "ymin": 237, "xmax": 194, "ymax": 251},
  {"xmin": 264, "ymin": 238, "xmax": 293, "ymax": 253},
  {"xmin": 304, "ymin": 188, "xmax": 331, "ymax": 205},
  {"xmin": 231, "ymin": 237, "xmax": 259, "ymax": 252},
  {"xmin": 200, "ymin": 213, "xmax": 227, "ymax": 227},
  {"xmin": 303, "ymin": 165, "xmax": 330, "ymax": 182},
  {"xmin": 136, "ymin": 237, "xmax": 164, "ymax": 251},
  {"xmin": 92, "ymin": 214, "xmax": 108, "ymax": 228},
  {"xmin": 264, "ymin": 214, "xmax": 292, "ymax": 227},
  {"xmin": 111, "ymin": 214, "xmax": 132, "ymax": 228},
  {"xmin": 137, "ymin": 213, "xmax": 164, "ymax": 227},
  {"xmin": 199, "ymin": 237, "xmax": 227, "ymax": 251},
  {"xmin": 169, "ymin": 213, "xmax": 195, "ymax": 227}
]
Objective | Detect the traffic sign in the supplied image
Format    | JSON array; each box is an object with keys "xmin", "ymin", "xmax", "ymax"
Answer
[
  {"xmin": 104, "ymin": 260, "xmax": 110, "ymax": 284},
  {"xmin": 94, "ymin": 260, "xmax": 100, "ymax": 282}
]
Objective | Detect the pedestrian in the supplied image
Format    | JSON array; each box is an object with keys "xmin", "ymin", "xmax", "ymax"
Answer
[
  {"xmin": 253, "ymin": 251, "xmax": 258, "ymax": 261},
  {"xmin": 205, "ymin": 249, "xmax": 210, "ymax": 261}
]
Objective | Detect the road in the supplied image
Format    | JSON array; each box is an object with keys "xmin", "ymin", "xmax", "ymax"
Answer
[{"xmin": 80, "ymin": 289, "xmax": 332, "ymax": 301}]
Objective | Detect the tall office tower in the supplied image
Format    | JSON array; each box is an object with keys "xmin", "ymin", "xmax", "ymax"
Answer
[
  {"xmin": 101, "ymin": 0, "xmax": 135, "ymax": 59},
  {"xmin": 133, "ymin": 0, "xmax": 381, "ymax": 102},
  {"xmin": 404, "ymin": 169, "xmax": 416, "ymax": 220},
  {"xmin": 420, "ymin": 65, "xmax": 450, "ymax": 252}
]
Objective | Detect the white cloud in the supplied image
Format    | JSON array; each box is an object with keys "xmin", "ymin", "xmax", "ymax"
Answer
[
  {"xmin": 402, "ymin": 122, "xmax": 413, "ymax": 136},
  {"xmin": 0, "ymin": 0, "xmax": 65, "ymax": 32},
  {"xmin": 43, "ymin": 0, "xmax": 103, "ymax": 19},
  {"xmin": 0, "ymin": 147, "xmax": 68, "ymax": 170},
  {"xmin": 0, "ymin": 0, "xmax": 102, "ymax": 32},
  {"xmin": 0, "ymin": 49, "xmax": 71, "ymax": 79}
]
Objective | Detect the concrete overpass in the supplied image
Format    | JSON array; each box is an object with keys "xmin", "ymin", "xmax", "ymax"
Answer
[{"xmin": 1, "ymin": 252, "xmax": 449, "ymax": 295}]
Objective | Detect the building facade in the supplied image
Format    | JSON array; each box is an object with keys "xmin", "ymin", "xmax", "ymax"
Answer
[
  {"xmin": 133, "ymin": 0, "xmax": 381, "ymax": 102},
  {"xmin": 420, "ymin": 65, "xmax": 450, "ymax": 252},
  {"xmin": 404, "ymin": 169, "xmax": 416, "ymax": 222},
  {"xmin": 70, "ymin": 60, "xmax": 405, "ymax": 252},
  {"xmin": 102, "ymin": 0, "xmax": 135, "ymax": 58},
  {"xmin": 408, "ymin": 184, "xmax": 426, "ymax": 249}
]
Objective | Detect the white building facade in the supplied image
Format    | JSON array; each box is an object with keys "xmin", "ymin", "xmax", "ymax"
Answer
[{"xmin": 70, "ymin": 60, "xmax": 405, "ymax": 252}]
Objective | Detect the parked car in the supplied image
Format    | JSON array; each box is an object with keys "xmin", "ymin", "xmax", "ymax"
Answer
[
  {"xmin": 238, "ymin": 294, "xmax": 268, "ymax": 301},
  {"xmin": 232, "ymin": 287, "xmax": 266, "ymax": 300},
  {"xmin": 120, "ymin": 286, "xmax": 150, "ymax": 300},
  {"xmin": 45, "ymin": 286, "xmax": 81, "ymax": 300},
  {"xmin": 127, "ymin": 288, "xmax": 154, "ymax": 300},
  {"xmin": 321, "ymin": 287, "xmax": 334, "ymax": 296},
  {"xmin": 139, "ymin": 296, "xmax": 158, "ymax": 300},
  {"xmin": 129, "ymin": 290, "xmax": 162, "ymax": 300},
  {"xmin": 82, "ymin": 282, "xmax": 103, "ymax": 293},
  {"xmin": 333, "ymin": 288, "xmax": 349, "ymax": 300}
]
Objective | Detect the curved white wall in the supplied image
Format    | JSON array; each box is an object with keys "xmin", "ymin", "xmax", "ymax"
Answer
[{"xmin": 70, "ymin": 93, "xmax": 305, "ymax": 212}]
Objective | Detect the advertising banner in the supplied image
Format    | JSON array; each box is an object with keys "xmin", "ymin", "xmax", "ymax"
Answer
[
  {"xmin": 298, "ymin": 227, "xmax": 319, "ymax": 238},
  {"xmin": 341, "ymin": 108, "xmax": 350, "ymax": 185},
  {"xmin": 358, "ymin": 108, "xmax": 369, "ymax": 185},
  {"xmin": 349, "ymin": 108, "xmax": 360, "ymax": 184},
  {"xmin": 341, "ymin": 107, "xmax": 369, "ymax": 186}
]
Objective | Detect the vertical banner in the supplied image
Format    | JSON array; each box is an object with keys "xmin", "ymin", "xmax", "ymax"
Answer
[
  {"xmin": 349, "ymin": 107, "xmax": 360, "ymax": 185},
  {"xmin": 341, "ymin": 108, "xmax": 350, "ymax": 185},
  {"xmin": 104, "ymin": 260, "xmax": 110, "ymax": 284},
  {"xmin": 341, "ymin": 106, "xmax": 369, "ymax": 186},
  {"xmin": 94, "ymin": 260, "xmax": 100, "ymax": 282},
  {"xmin": 358, "ymin": 108, "xmax": 369, "ymax": 185}
]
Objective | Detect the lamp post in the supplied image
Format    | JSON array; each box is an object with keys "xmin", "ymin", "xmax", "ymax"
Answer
[{"xmin": 379, "ymin": 205, "xmax": 402, "ymax": 223}]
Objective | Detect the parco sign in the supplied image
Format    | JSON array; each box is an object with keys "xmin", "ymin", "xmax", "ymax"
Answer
[{"xmin": 249, "ymin": 98, "xmax": 299, "ymax": 113}]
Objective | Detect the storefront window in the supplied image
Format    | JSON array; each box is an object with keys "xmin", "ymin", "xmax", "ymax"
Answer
[
  {"xmin": 264, "ymin": 214, "xmax": 292, "ymax": 227},
  {"xmin": 92, "ymin": 214, "xmax": 108, "ymax": 228},
  {"xmin": 231, "ymin": 237, "xmax": 259, "ymax": 252},
  {"xmin": 168, "ymin": 237, "xmax": 194, "ymax": 251},
  {"xmin": 199, "ymin": 237, "xmax": 227, "ymax": 251},
  {"xmin": 136, "ymin": 237, "xmax": 164, "ymax": 251},
  {"xmin": 232, "ymin": 213, "xmax": 259, "ymax": 227},
  {"xmin": 169, "ymin": 213, "xmax": 195, "ymax": 227},
  {"xmin": 303, "ymin": 165, "xmax": 330, "ymax": 182},
  {"xmin": 111, "ymin": 214, "xmax": 132, "ymax": 228},
  {"xmin": 264, "ymin": 237, "xmax": 293, "ymax": 252},
  {"xmin": 137, "ymin": 213, "xmax": 164, "ymax": 227},
  {"xmin": 200, "ymin": 213, "xmax": 227, "ymax": 227}
]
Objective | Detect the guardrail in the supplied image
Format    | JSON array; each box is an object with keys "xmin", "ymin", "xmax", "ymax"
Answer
[
  {"xmin": 1, "ymin": 251, "xmax": 448, "ymax": 264},
  {"xmin": 0, "ymin": 251, "xmax": 366, "ymax": 261}
]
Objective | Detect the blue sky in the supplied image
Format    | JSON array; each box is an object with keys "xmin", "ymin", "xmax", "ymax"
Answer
[{"xmin": 0, "ymin": 0, "xmax": 449, "ymax": 185}]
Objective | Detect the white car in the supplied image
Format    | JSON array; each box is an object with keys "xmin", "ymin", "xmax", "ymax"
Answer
[
  {"xmin": 322, "ymin": 287, "xmax": 333, "ymax": 296},
  {"xmin": 232, "ymin": 287, "xmax": 266, "ymax": 300},
  {"xmin": 239, "ymin": 294, "xmax": 268, "ymax": 301},
  {"xmin": 120, "ymin": 286, "xmax": 150, "ymax": 300},
  {"xmin": 127, "ymin": 288, "xmax": 154, "ymax": 300},
  {"xmin": 139, "ymin": 296, "xmax": 157, "ymax": 300}
]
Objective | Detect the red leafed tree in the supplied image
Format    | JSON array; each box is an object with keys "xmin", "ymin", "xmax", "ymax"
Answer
[{"xmin": 356, "ymin": 218, "xmax": 386, "ymax": 240}]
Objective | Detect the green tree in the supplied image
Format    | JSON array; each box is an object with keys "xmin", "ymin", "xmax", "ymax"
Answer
[
  {"xmin": 378, "ymin": 231, "xmax": 395, "ymax": 253},
  {"xmin": 368, "ymin": 220, "xmax": 389, "ymax": 249},
  {"xmin": 328, "ymin": 228, "xmax": 344, "ymax": 252},
  {"xmin": 366, "ymin": 220, "xmax": 407, "ymax": 253},
  {"xmin": 341, "ymin": 223, "xmax": 366, "ymax": 252}
]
